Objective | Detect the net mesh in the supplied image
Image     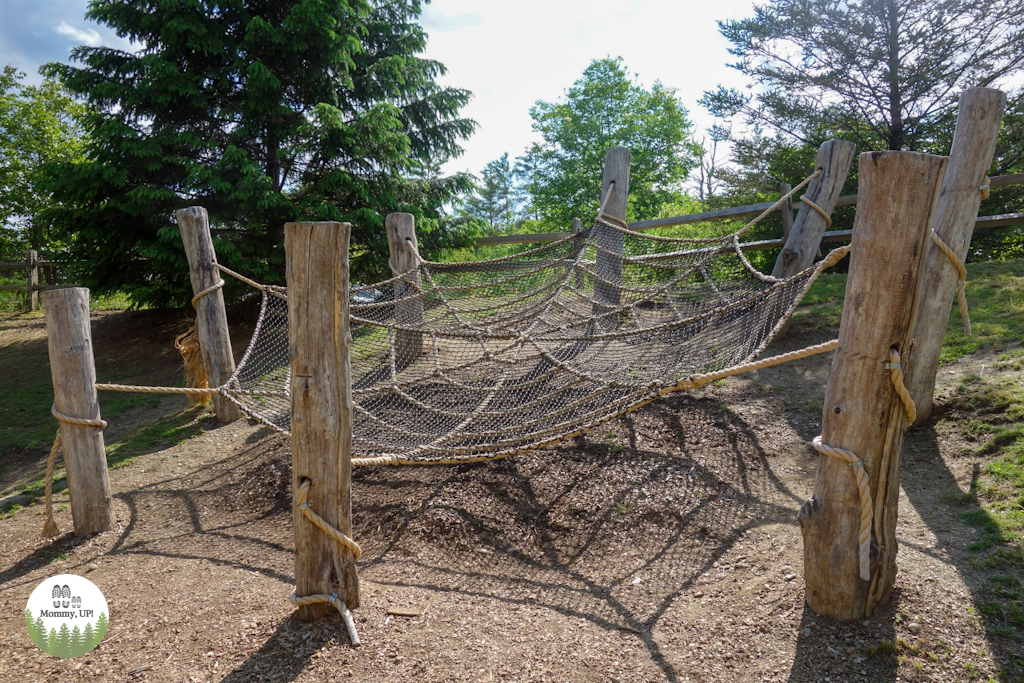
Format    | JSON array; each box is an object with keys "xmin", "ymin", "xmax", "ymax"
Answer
[{"xmin": 220, "ymin": 213, "xmax": 835, "ymax": 466}]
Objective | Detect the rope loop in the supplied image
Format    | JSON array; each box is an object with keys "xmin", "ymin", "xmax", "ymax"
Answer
[
  {"xmin": 811, "ymin": 436, "xmax": 872, "ymax": 580},
  {"xmin": 190, "ymin": 279, "xmax": 224, "ymax": 308},
  {"xmin": 42, "ymin": 405, "xmax": 108, "ymax": 538},
  {"xmin": 930, "ymin": 229, "xmax": 971, "ymax": 336},
  {"xmin": 886, "ymin": 349, "xmax": 917, "ymax": 424},
  {"xmin": 800, "ymin": 196, "xmax": 833, "ymax": 229},
  {"xmin": 295, "ymin": 478, "xmax": 361, "ymax": 559}
]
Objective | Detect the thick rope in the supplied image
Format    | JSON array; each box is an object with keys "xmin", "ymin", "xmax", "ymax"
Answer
[
  {"xmin": 885, "ymin": 348, "xmax": 916, "ymax": 424},
  {"xmin": 811, "ymin": 436, "xmax": 873, "ymax": 581},
  {"xmin": 800, "ymin": 196, "xmax": 832, "ymax": 229},
  {"xmin": 980, "ymin": 175, "xmax": 990, "ymax": 201},
  {"xmin": 289, "ymin": 591, "xmax": 361, "ymax": 646},
  {"xmin": 173, "ymin": 278, "xmax": 226, "ymax": 406},
  {"xmin": 929, "ymin": 230, "xmax": 971, "ymax": 336},
  {"xmin": 42, "ymin": 405, "xmax": 107, "ymax": 537}
]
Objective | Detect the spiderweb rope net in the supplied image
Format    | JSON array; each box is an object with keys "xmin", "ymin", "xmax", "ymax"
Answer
[{"xmin": 183, "ymin": 171, "xmax": 848, "ymax": 466}]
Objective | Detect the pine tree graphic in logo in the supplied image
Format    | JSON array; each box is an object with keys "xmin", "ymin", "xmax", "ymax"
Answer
[{"xmin": 25, "ymin": 574, "xmax": 109, "ymax": 658}]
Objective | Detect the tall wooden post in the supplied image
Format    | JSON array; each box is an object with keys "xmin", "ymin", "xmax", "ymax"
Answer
[
  {"xmin": 800, "ymin": 151, "xmax": 948, "ymax": 621},
  {"xmin": 571, "ymin": 217, "xmax": 584, "ymax": 289},
  {"xmin": 772, "ymin": 141, "xmax": 857, "ymax": 279},
  {"xmin": 177, "ymin": 207, "xmax": 241, "ymax": 423},
  {"xmin": 908, "ymin": 88, "xmax": 1006, "ymax": 425},
  {"xmin": 593, "ymin": 147, "xmax": 631, "ymax": 328},
  {"xmin": 385, "ymin": 213, "xmax": 424, "ymax": 369},
  {"xmin": 44, "ymin": 288, "xmax": 114, "ymax": 536},
  {"xmin": 779, "ymin": 183, "xmax": 795, "ymax": 242},
  {"xmin": 286, "ymin": 221, "xmax": 359, "ymax": 620},
  {"xmin": 28, "ymin": 249, "xmax": 39, "ymax": 312}
]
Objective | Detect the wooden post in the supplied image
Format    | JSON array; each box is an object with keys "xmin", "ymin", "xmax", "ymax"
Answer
[
  {"xmin": 177, "ymin": 207, "xmax": 241, "ymax": 423},
  {"xmin": 593, "ymin": 147, "xmax": 631, "ymax": 327},
  {"xmin": 384, "ymin": 213, "xmax": 424, "ymax": 369},
  {"xmin": 571, "ymin": 217, "xmax": 584, "ymax": 289},
  {"xmin": 44, "ymin": 287, "xmax": 114, "ymax": 536},
  {"xmin": 908, "ymin": 88, "xmax": 1006, "ymax": 425},
  {"xmin": 779, "ymin": 182, "xmax": 795, "ymax": 242},
  {"xmin": 800, "ymin": 151, "xmax": 948, "ymax": 621},
  {"xmin": 28, "ymin": 249, "xmax": 39, "ymax": 312},
  {"xmin": 772, "ymin": 141, "xmax": 857, "ymax": 279},
  {"xmin": 286, "ymin": 221, "xmax": 359, "ymax": 620}
]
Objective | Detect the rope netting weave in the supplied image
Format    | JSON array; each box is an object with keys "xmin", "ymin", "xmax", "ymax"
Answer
[{"xmin": 197, "ymin": 173, "xmax": 849, "ymax": 466}]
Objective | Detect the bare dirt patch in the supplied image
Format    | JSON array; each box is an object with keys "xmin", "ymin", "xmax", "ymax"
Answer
[{"xmin": 0, "ymin": 311, "xmax": 1019, "ymax": 683}]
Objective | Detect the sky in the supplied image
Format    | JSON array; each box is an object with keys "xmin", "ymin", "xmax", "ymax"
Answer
[{"xmin": 0, "ymin": 0, "xmax": 759, "ymax": 177}]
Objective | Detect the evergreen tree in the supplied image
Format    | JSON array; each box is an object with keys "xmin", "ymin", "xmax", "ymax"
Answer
[
  {"xmin": 82, "ymin": 622, "xmax": 95, "ymax": 653},
  {"xmin": 93, "ymin": 612, "xmax": 109, "ymax": 647},
  {"xmin": 48, "ymin": 627, "xmax": 58, "ymax": 654},
  {"xmin": 465, "ymin": 153, "xmax": 521, "ymax": 229},
  {"xmin": 702, "ymin": 0, "xmax": 1024, "ymax": 151},
  {"xmin": 523, "ymin": 58, "xmax": 700, "ymax": 230},
  {"xmin": 42, "ymin": 0, "xmax": 475, "ymax": 306},
  {"xmin": 69, "ymin": 625, "xmax": 86, "ymax": 657},
  {"xmin": 25, "ymin": 609, "xmax": 44, "ymax": 649},
  {"xmin": 56, "ymin": 623, "xmax": 71, "ymax": 658}
]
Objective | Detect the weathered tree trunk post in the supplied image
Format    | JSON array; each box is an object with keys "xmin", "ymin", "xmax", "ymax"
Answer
[
  {"xmin": 779, "ymin": 182, "xmax": 795, "ymax": 243},
  {"xmin": 44, "ymin": 287, "xmax": 114, "ymax": 536},
  {"xmin": 800, "ymin": 151, "xmax": 948, "ymax": 621},
  {"xmin": 772, "ymin": 141, "xmax": 857, "ymax": 279},
  {"xmin": 28, "ymin": 249, "xmax": 39, "ymax": 312},
  {"xmin": 908, "ymin": 88, "xmax": 1006, "ymax": 425},
  {"xmin": 177, "ymin": 207, "xmax": 241, "ymax": 422},
  {"xmin": 385, "ymin": 213, "xmax": 424, "ymax": 369},
  {"xmin": 593, "ymin": 147, "xmax": 631, "ymax": 329},
  {"xmin": 571, "ymin": 217, "xmax": 585, "ymax": 289},
  {"xmin": 286, "ymin": 221, "xmax": 360, "ymax": 620}
]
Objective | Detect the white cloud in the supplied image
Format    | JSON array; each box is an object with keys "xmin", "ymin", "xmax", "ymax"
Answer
[{"xmin": 55, "ymin": 21, "xmax": 102, "ymax": 47}]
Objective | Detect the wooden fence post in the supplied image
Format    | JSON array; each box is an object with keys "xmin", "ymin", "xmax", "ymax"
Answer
[
  {"xmin": 28, "ymin": 249, "xmax": 39, "ymax": 312},
  {"xmin": 571, "ymin": 217, "xmax": 584, "ymax": 289},
  {"xmin": 593, "ymin": 147, "xmax": 631, "ymax": 328},
  {"xmin": 772, "ymin": 141, "xmax": 857, "ymax": 279},
  {"xmin": 44, "ymin": 287, "xmax": 114, "ymax": 536},
  {"xmin": 385, "ymin": 213, "xmax": 424, "ymax": 369},
  {"xmin": 800, "ymin": 151, "xmax": 948, "ymax": 621},
  {"xmin": 779, "ymin": 183, "xmax": 794, "ymax": 242},
  {"xmin": 908, "ymin": 88, "xmax": 1006, "ymax": 425},
  {"xmin": 286, "ymin": 221, "xmax": 360, "ymax": 620},
  {"xmin": 177, "ymin": 207, "xmax": 241, "ymax": 423}
]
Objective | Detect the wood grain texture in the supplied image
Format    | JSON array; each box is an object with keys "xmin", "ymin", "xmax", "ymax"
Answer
[
  {"xmin": 593, "ymin": 147, "xmax": 631, "ymax": 326},
  {"xmin": 176, "ymin": 207, "xmax": 241, "ymax": 422},
  {"xmin": 908, "ymin": 88, "xmax": 1006, "ymax": 425},
  {"xmin": 800, "ymin": 151, "xmax": 948, "ymax": 621},
  {"xmin": 779, "ymin": 183, "xmax": 795, "ymax": 242},
  {"xmin": 286, "ymin": 221, "xmax": 359, "ymax": 620},
  {"xmin": 385, "ymin": 213, "xmax": 424, "ymax": 369},
  {"xmin": 44, "ymin": 287, "xmax": 114, "ymax": 536},
  {"xmin": 772, "ymin": 141, "xmax": 857, "ymax": 279}
]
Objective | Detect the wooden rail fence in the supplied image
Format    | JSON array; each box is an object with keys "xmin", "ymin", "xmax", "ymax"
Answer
[
  {"xmin": 473, "ymin": 172, "xmax": 1024, "ymax": 248},
  {"xmin": 0, "ymin": 250, "xmax": 76, "ymax": 311}
]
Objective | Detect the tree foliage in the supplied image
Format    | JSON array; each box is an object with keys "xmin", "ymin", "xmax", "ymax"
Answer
[
  {"xmin": 703, "ymin": 0, "xmax": 1024, "ymax": 152},
  {"xmin": 521, "ymin": 58, "xmax": 700, "ymax": 229},
  {"xmin": 464, "ymin": 153, "xmax": 522, "ymax": 229},
  {"xmin": 0, "ymin": 67, "xmax": 87, "ymax": 258},
  {"xmin": 42, "ymin": 0, "xmax": 476, "ymax": 305}
]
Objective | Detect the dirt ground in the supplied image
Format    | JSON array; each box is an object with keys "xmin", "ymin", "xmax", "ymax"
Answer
[{"xmin": 0, "ymin": 308, "xmax": 1019, "ymax": 683}]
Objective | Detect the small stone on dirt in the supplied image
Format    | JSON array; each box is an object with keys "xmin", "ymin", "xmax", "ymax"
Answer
[
  {"xmin": 781, "ymin": 565, "xmax": 793, "ymax": 573},
  {"xmin": 803, "ymin": 627, "xmax": 811, "ymax": 637},
  {"xmin": 785, "ymin": 573, "xmax": 797, "ymax": 581},
  {"xmin": 87, "ymin": 563, "xmax": 98, "ymax": 571},
  {"xmin": 907, "ymin": 622, "xmax": 922, "ymax": 634}
]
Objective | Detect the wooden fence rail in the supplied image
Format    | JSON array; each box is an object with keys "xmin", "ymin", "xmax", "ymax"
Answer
[
  {"xmin": 0, "ymin": 250, "xmax": 77, "ymax": 310},
  {"xmin": 473, "ymin": 172, "xmax": 1024, "ymax": 247}
]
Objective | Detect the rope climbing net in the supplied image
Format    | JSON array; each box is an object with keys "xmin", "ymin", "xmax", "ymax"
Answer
[{"xmin": 93, "ymin": 171, "xmax": 858, "ymax": 469}]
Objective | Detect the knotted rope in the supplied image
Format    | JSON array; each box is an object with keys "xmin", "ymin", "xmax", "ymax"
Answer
[
  {"xmin": 290, "ymin": 477, "xmax": 362, "ymax": 644},
  {"xmin": 175, "ymin": 278, "xmax": 225, "ymax": 405},
  {"xmin": 42, "ymin": 405, "xmax": 107, "ymax": 537},
  {"xmin": 809, "ymin": 348, "xmax": 917, "ymax": 581},
  {"xmin": 929, "ymin": 230, "xmax": 971, "ymax": 336}
]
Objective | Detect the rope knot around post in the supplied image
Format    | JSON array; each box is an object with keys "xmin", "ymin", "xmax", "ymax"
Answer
[
  {"xmin": 929, "ymin": 230, "xmax": 972, "ymax": 336},
  {"xmin": 42, "ymin": 405, "xmax": 108, "ymax": 538},
  {"xmin": 810, "ymin": 435, "xmax": 873, "ymax": 581}
]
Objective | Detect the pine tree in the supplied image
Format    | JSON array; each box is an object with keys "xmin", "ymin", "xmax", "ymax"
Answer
[
  {"xmin": 25, "ymin": 609, "xmax": 43, "ymax": 649},
  {"xmin": 465, "ymin": 154, "xmax": 521, "ymax": 229},
  {"xmin": 81, "ymin": 622, "xmax": 95, "ymax": 653},
  {"xmin": 47, "ymin": 627, "xmax": 58, "ymax": 654},
  {"xmin": 41, "ymin": 0, "xmax": 475, "ymax": 306},
  {"xmin": 93, "ymin": 612, "xmax": 109, "ymax": 647},
  {"xmin": 68, "ymin": 625, "xmax": 86, "ymax": 657},
  {"xmin": 56, "ymin": 623, "xmax": 72, "ymax": 658}
]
